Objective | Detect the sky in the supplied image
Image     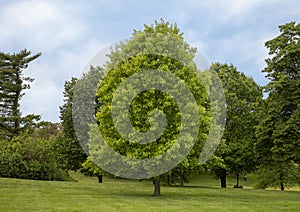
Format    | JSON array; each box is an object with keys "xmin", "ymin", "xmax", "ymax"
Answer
[{"xmin": 1, "ymin": 0, "xmax": 300, "ymax": 122}]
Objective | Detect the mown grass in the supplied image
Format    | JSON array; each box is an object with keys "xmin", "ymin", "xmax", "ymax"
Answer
[{"xmin": 0, "ymin": 173, "xmax": 299, "ymax": 212}]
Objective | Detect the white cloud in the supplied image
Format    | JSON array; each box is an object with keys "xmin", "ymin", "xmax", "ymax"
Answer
[
  {"xmin": 0, "ymin": 1, "xmax": 108, "ymax": 122},
  {"xmin": 20, "ymin": 39, "xmax": 105, "ymax": 122},
  {"xmin": 0, "ymin": 1, "xmax": 87, "ymax": 52},
  {"xmin": 21, "ymin": 79, "xmax": 61, "ymax": 121},
  {"xmin": 203, "ymin": 29, "xmax": 271, "ymax": 85},
  {"xmin": 215, "ymin": 0, "xmax": 263, "ymax": 18},
  {"xmin": 169, "ymin": 11, "xmax": 192, "ymax": 27}
]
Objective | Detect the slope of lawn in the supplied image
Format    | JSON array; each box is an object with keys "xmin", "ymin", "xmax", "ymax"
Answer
[{"xmin": 0, "ymin": 173, "xmax": 299, "ymax": 212}]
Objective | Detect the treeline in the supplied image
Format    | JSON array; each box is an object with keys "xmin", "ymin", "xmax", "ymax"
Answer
[
  {"xmin": 0, "ymin": 50, "xmax": 84, "ymax": 180},
  {"xmin": 0, "ymin": 20, "xmax": 299, "ymax": 196}
]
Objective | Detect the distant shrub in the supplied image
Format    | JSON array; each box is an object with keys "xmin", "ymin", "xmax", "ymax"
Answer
[{"xmin": 0, "ymin": 136, "xmax": 69, "ymax": 181}]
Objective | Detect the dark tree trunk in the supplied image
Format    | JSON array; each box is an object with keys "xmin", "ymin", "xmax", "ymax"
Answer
[
  {"xmin": 279, "ymin": 174, "xmax": 284, "ymax": 191},
  {"xmin": 167, "ymin": 174, "xmax": 171, "ymax": 186},
  {"xmin": 280, "ymin": 182, "xmax": 285, "ymax": 191},
  {"xmin": 97, "ymin": 174, "xmax": 103, "ymax": 183},
  {"xmin": 153, "ymin": 178, "xmax": 161, "ymax": 196},
  {"xmin": 180, "ymin": 174, "xmax": 184, "ymax": 187},
  {"xmin": 280, "ymin": 182, "xmax": 284, "ymax": 191},
  {"xmin": 220, "ymin": 170, "xmax": 227, "ymax": 188},
  {"xmin": 236, "ymin": 173, "xmax": 239, "ymax": 188}
]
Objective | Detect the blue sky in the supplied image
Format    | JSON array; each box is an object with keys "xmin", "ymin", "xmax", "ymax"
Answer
[{"xmin": 1, "ymin": 0, "xmax": 300, "ymax": 122}]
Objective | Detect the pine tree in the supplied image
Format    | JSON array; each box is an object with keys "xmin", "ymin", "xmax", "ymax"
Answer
[
  {"xmin": 56, "ymin": 66, "xmax": 104, "ymax": 170},
  {"xmin": 0, "ymin": 49, "xmax": 41, "ymax": 140}
]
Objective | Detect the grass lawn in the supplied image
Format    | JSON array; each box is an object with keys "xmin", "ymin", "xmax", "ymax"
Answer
[{"xmin": 0, "ymin": 173, "xmax": 299, "ymax": 212}]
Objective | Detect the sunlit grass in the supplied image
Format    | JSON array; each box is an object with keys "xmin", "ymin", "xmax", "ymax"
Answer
[{"xmin": 0, "ymin": 173, "xmax": 299, "ymax": 212}]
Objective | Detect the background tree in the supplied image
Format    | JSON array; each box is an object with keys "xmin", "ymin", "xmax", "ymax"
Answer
[
  {"xmin": 0, "ymin": 49, "xmax": 41, "ymax": 140},
  {"xmin": 55, "ymin": 66, "xmax": 104, "ymax": 171},
  {"xmin": 54, "ymin": 77, "xmax": 87, "ymax": 171},
  {"xmin": 33, "ymin": 121, "xmax": 61, "ymax": 139},
  {"xmin": 255, "ymin": 22, "xmax": 300, "ymax": 190},
  {"xmin": 0, "ymin": 49, "xmax": 69, "ymax": 181},
  {"xmin": 89, "ymin": 20, "xmax": 211, "ymax": 196},
  {"xmin": 206, "ymin": 63, "xmax": 262, "ymax": 188}
]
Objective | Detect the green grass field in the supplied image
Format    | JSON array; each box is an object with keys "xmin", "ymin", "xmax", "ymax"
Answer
[{"xmin": 0, "ymin": 173, "xmax": 299, "ymax": 212}]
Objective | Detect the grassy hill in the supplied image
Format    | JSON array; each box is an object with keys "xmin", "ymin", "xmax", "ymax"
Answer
[{"xmin": 0, "ymin": 173, "xmax": 299, "ymax": 212}]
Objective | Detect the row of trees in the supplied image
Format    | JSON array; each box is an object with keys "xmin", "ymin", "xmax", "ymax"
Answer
[
  {"xmin": 59, "ymin": 20, "xmax": 299, "ymax": 195},
  {"xmin": 0, "ymin": 20, "xmax": 299, "ymax": 196},
  {"xmin": 206, "ymin": 22, "xmax": 300, "ymax": 190}
]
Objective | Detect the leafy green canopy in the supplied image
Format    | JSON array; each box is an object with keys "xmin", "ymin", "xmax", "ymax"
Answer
[
  {"xmin": 86, "ymin": 20, "xmax": 211, "ymax": 179},
  {"xmin": 205, "ymin": 63, "xmax": 262, "ymax": 187},
  {"xmin": 255, "ymin": 22, "xmax": 300, "ymax": 189},
  {"xmin": 97, "ymin": 55, "xmax": 208, "ymax": 157}
]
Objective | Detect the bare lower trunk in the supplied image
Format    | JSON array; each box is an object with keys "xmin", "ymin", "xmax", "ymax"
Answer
[
  {"xmin": 236, "ymin": 173, "xmax": 239, "ymax": 188},
  {"xmin": 220, "ymin": 170, "xmax": 227, "ymax": 188},
  {"xmin": 97, "ymin": 175, "xmax": 103, "ymax": 183},
  {"xmin": 167, "ymin": 174, "xmax": 171, "ymax": 186},
  {"xmin": 280, "ymin": 174, "xmax": 284, "ymax": 191},
  {"xmin": 280, "ymin": 182, "xmax": 284, "ymax": 191},
  {"xmin": 153, "ymin": 178, "xmax": 161, "ymax": 196},
  {"xmin": 180, "ymin": 174, "xmax": 184, "ymax": 187}
]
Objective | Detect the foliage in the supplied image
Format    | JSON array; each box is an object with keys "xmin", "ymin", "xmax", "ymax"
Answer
[
  {"xmin": 255, "ymin": 22, "xmax": 300, "ymax": 190},
  {"xmin": 81, "ymin": 157, "xmax": 108, "ymax": 183},
  {"xmin": 33, "ymin": 121, "xmax": 61, "ymax": 139},
  {"xmin": 0, "ymin": 135, "xmax": 69, "ymax": 180},
  {"xmin": 54, "ymin": 77, "xmax": 87, "ymax": 170},
  {"xmin": 206, "ymin": 63, "xmax": 262, "ymax": 188},
  {"xmin": 88, "ymin": 19, "xmax": 211, "ymax": 195},
  {"xmin": 0, "ymin": 49, "xmax": 41, "ymax": 140}
]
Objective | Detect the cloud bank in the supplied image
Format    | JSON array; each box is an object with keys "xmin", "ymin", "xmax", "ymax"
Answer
[{"xmin": 1, "ymin": 0, "xmax": 299, "ymax": 122}]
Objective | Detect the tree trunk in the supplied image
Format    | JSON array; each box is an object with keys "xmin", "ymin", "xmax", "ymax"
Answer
[
  {"xmin": 12, "ymin": 70, "xmax": 21, "ymax": 137},
  {"xmin": 167, "ymin": 174, "xmax": 171, "ymax": 186},
  {"xmin": 153, "ymin": 178, "xmax": 161, "ymax": 196},
  {"xmin": 279, "ymin": 174, "xmax": 284, "ymax": 191},
  {"xmin": 180, "ymin": 174, "xmax": 184, "ymax": 187},
  {"xmin": 280, "ymin": 182, "xmax": 284, "ymax": 191},
  {"xmin": 97, "ymin": 174, "xmax": 103, "ymax": 183},
  {"xmin": 220, "ymin": 170, "xmax": 227, "ymax": 188},
  {"xmin": 236, "ymin": 173, "xmax": 239, "ymax": 188}
]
